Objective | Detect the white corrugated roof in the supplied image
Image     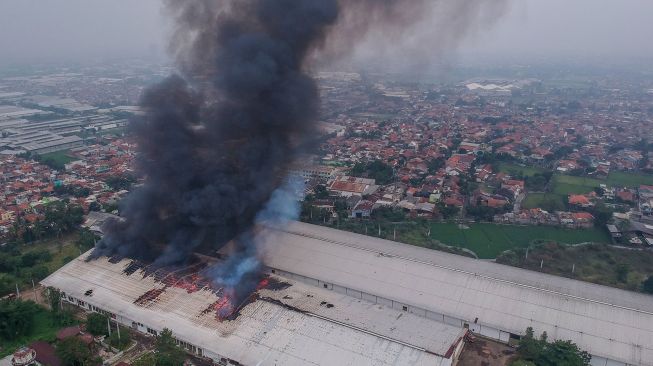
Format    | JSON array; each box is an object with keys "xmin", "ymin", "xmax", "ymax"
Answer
[
  {"xmin": 260, "ymin": 222, "xmax": 653, "ymax": 366},
  {"xmin": 42, "ymin": 253, "xmax": 462, "ymax": 366}
]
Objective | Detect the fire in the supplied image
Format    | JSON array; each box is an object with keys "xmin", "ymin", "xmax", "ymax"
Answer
[
  {"xmin": 214, "ymin": 293, "xmax": 235, "ymax": 319},
  {"xmin": 256, "ymin": 278, "xmax": 269, "ymax": 290},
  {"xmin": 130, "ymin": 259, "xmax": 292, "ymax": 320}
]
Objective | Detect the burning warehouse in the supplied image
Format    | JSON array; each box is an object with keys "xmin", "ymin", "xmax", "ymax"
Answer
[
  {"xmin": 42, "ymin": 245, "xmax": 467, "ymax": 366},
  {"xmin": 43, "ymin": 221, "xmax": 653, "ymax": 366}
]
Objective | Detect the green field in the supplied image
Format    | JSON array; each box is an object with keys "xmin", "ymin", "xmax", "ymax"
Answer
[
  {"xmin": 39, "ymin": 150, "xmax": 76, "ymax": 166},
  {"xmin": 427, "ymin": 223, "xmax": 610, "ymax": 259},
  {"xmin": 521, "ymin": 193, "xmax": 566, "ymax": 210},
  {"xmin": 498, "ymin": 163, "xmax": 546, "ymax": 177},
  {"xmin": 606, "ymin": 171, "xmax": 653, "ymax": 187},
  {"xmin": 551, "ymin": 172, "xmax": 653, "ymax": 195},
  {"xmin": 319, "ymin": 219, "xmax": 611, "ymax": 259}
]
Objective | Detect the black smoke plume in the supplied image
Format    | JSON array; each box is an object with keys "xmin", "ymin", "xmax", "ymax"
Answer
[
  {"xmin": 92, "ymin": 0, "xmax": 508, "ymax": 293},
  {"xmin": 93, "ymin": 0, "xmax": 339, "ymax": 267}
]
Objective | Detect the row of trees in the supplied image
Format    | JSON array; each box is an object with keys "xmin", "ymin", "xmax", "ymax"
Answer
[
  {"xmin": 0, "ymin": 227, "xmax": 97, "ymax": 297},
  {"xmin": 4, "ymin": 200, "xmax": 85, "ymax": 245}
]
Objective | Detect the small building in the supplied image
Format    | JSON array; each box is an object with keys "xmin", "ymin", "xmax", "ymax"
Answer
[
  {"xmin": 10, "ymin": 347, "xmax": 37, "ymax": 366},
  {"xmin": 351, "ymin": 200, "xmax": 374, "ymax": 218},
  {"xmin": 606, "ymin": 224, "xmax": 622, "ymax": 238},
  {"xmin": 568, "ymin": 194, "xmax": 592, "ymax": 207},
  {"xmin": 328, "ymin": 176, "xmax": 378, "ymax": 197}
]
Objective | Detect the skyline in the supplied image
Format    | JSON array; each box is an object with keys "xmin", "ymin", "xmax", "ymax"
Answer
[{"xmin": 1, "ymin": 0, "xmax": 652, "ymax": 68}]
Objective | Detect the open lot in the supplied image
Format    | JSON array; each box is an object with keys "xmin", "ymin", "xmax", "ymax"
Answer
[
  {"xmin": 458, "ymin": 336, "xmax": 516, "ymax": 366},
  {"xmin": 497, "ymin": 242, "xmax": 653, "ymax": 292},
  {"xmin": 497, "ymin": 163, "xmax": 546, "ymax": 177},
  {"xmin": 1, "ymin": 233, "xmax": 80, "ymax": 297}
]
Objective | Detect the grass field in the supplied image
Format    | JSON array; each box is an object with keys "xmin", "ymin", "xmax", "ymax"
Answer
[
  {"xmin": 522, "ymin": 193, "xmax": 566, "ymax": 210},
  {"xmin": 606, "ymin": 171, "xmax": 653, "ymax": 187},
  {"xmin": 427, "ymin": 223, "xmax": 610, "ymax": 259},
  {"xmin": 39, "ymin": 150, "xmax": 76, "ymax": 166},
  {"xmin": 0, "ymin": 308, "xmax": 59, "ymax": 357},
  {"xmin": 321, "ymin": 219, "xmax": 611, "ymax": 259},
  {"xmin": 551, "ymin": 172, "xmax": 653, "ymax": 195},
  {"xmin": 498, "ymin": 163, "xmax": 546, "ymax": 177}
]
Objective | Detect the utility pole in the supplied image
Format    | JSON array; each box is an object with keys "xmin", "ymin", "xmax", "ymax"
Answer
[
  {"xmin": 540, "ymin": 259, "xmax": 543, "ymax": 269},
  {"xmin": 15, "ymin": 283, "xmax": 20, "ymax": 298},
  {"xmin": 32, "ymin": 279, "xmax": 38, "ymax": 303},
  {"xmin": 107, "ymin": 317, "xmax": 112, "ymax": 337},
  {"xmin": 378, "ymin": 224, "xmax": 381, "ymax": 237},
  {"xmin": 572, "ymin": 264, "xmax": 575, "ymax": 275},
  {"xmin": 525, "ymin": 246, "xmax": 529, "ymax": 260},
  {"xmin": 393, "ymin": 226, "xmax": 396, "ymax": 240}
]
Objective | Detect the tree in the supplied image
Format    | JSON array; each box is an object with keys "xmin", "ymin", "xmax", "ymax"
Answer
[
  {"xmin": 437, "ymin": 203, "xmax": 460, "ymax": 219},
  {"xmin": 589, "ymin": 203, "xmax": 613, "ymax": 227},
  {"xmin": 109, "ymin": 326, "xmax": 132, "ymax": 350},
  {"xmin": 0, "ymin": 299, "xmax": 41, "ymax": 341},
  {"xmin": 313, "ymin": 184, "xmax": 329, "ymax": 199},
  {"xmin": 616, "ymin": 264, "xmax": 630, "ymax": 283},
  {"xmin": 350, "ymin": 160, "xmax": 394, "ymax": 185},
  {"xmin": 155, "ymin": 328, "xmax": 186, "ymax": 366},
  {"xmin": 56, "ymin": 336, "xmax": 99, "ymax": 366},
  {"xmin": 86, "ymin": 313, "xmax": 109, "ymax": 336},
  {"xmin": 371, "ymin": 207, "xmax": 405, "ymax": 222},
  {"xmin": 30, "ymin": 264, "xmax": 50, "ymax": 281},
  {"xmin": 536, "ymin": 340, "xmax": 591, "ymax": 366},
  {"xmin": 517, "ymin": 327, "xmax": 590, "ymax": 366},
  {"xmin": 42, "ymin": 287, "xmax": 75, "ymax": 327},
  {"xmin": 105, "ymin": 175, "xmax": 136, "ymax": 191},
  {"xmin": 642, "ymin": 276, "xmax": 653, "ymax": 294},
  {"xmin": 45, "ymin": 287, "xmax": 63, "ymax": 314},
  {"xmin": 427, "ymin": 157, "xmax": 445, "ymax": 174},
  {"xmin": 77, "ymin": 228, "xmax": 98, "ymax": 252},
  {"xmin": 517, "ymin": 327, "xmax": 544, "ymax": 361}
]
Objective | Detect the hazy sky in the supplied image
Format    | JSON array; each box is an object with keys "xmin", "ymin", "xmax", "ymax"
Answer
[{"xmin": 1, "ymin": 0, "xmax": 652, "ymax": 67}]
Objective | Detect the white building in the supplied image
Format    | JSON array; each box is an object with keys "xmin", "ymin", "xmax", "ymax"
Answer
[
  {"xmin": 42, "ymin": 221, "xmax": 653, "ymax": 366},
  {"xmin": 259, "ymin": 222, "xmax": 653, "ymax": 366},
  {"xmin": 42, "ymin": 252, "xmax": 467, "ymax": 366}
]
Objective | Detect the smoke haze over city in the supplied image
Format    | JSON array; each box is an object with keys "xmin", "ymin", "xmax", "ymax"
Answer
[{"xmin": 1, "ymin": 0, "xmax": 653, "ymax": 68}]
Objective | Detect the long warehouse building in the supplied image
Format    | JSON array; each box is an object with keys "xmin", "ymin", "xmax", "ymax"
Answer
[
  {"xmin": 258, "ymin": 222, "xmax": 653, "ymax": 366},
  {"xmin": 42, "ymin": 251, "xmax": 468, "ymax": 366},
  {"xmin": 42, "ymin": 221, "xmax": 653, "ymax": 366}
]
